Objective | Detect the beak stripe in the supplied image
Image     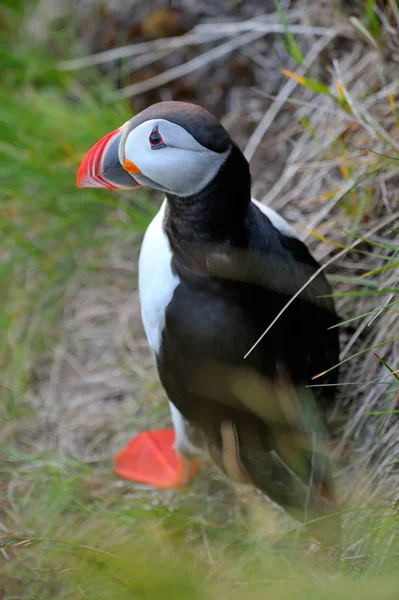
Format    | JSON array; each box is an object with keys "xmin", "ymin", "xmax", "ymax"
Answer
[
  {"xmin": 77, "ymin": 124, "xmax": 140, "ymax": 190},
  {"xmin": 77, "ymin": 128, "xmax": 122, "ymax": 189}
]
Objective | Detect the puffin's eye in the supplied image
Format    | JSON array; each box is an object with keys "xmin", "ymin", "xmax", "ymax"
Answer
[{"xmin": 149, "ymin": 127, "xmax": 166, "ymax": 149}]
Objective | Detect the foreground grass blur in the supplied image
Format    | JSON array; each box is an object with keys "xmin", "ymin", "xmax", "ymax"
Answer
[{"xmin": 2, "ymin": 486, "xmax": 399, "ymax": 598}]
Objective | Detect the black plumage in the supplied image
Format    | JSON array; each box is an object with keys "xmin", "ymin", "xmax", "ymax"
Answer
[{"xmin": 159, "ymin": 142, "xmax": 339, "ymax": 533}]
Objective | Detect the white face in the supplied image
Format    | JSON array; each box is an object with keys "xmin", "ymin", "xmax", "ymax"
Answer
[{"xmin": 122, "ymin": 119, "xmax": 230, "ymax": 197}]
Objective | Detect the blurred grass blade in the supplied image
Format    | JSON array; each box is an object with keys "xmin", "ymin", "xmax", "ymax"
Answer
[
  {"xmin": 305, "ymin": 228, "xmax": 348, "ymax": 249},
  {"xmin": 356, "ymin": 260, "xmax": 399, "ymax": 280},
  {"xmin": 374, "ymin": 353, "xmax": 399, "ymax": 382},
  {"xmin": 369, "ymin": 150, "xmax": 399, "ymax": 161},
  {"xmin": 321, "ymin": 289, "xmax": 399, "ymax": 298},
  {"xmin": 306, "ymin": 228, "xmax": 392, "ymax": 261},
  {"xmin": 328, "ymin": 300, "xmax": 399, "ymax": 329},
  {"xmin": 312, "ymin": 338, "xmax": 399, "ymax": 380},
  {"xmin": 327, "ymin": 274, "xmax": 379, "ymax": 287},
  {"xmin": 387, "ymin": 91, "xmax": 399, "ymax": 127},
  {"xmin": 275, "ymin": 1, "xmax": 304, "ymax": 66},
  {"xmin": 0, "ymin": 535, "xmax": 119, "ymax": 559},
  {"xmin": 281, "ymin": 69, "xmax": 332, "ymax": 96},
  {"xmin": 341, "ymin": 230, "xmax": 399, "ymax": 251},
  {"xmin": 349, "ymin": 16, "xmax": 379, "ymax": 50},
  {"xmin": 366, "ymin": 0, "xmax": 381, "ymax": 37}
]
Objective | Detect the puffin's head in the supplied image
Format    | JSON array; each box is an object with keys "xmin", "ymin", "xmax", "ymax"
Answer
[{"xmin": 77, "ymin": 101, "xmax": 233, "ymax": 197}]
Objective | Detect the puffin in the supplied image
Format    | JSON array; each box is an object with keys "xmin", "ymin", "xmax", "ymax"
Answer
[{"xmin": 77, "ymin": 101, "xmax": 340, "ymax": 537}]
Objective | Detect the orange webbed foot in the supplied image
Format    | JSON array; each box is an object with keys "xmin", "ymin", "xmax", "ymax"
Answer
[{"xmin": 113, "ymin": 429, "xmax": 200, "ymax": 489}]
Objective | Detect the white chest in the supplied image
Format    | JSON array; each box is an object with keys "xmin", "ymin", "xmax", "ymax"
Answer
[{"xmin": 138, "ymin": 201, "xmax": 179, "ymax": 355}]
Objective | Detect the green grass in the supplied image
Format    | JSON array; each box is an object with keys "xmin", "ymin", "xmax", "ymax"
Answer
[
  {"xmin": 0, "ymin": 4, "xmax": 155, "ymax": 418},
  {"xmin": 2, "ymin": 442, "xmax": 399, "ymax": 599},
  {"xmin": 2, "ymin": 464, "xmax": 399, "ymax": 599}
]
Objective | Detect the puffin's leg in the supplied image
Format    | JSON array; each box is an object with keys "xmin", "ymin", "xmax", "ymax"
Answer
[
  {"xmin": 169, "ymin": 402, "xmax": 202, "ymax": 458},
  {"xmin": 168, "ymin": 402, "xmax": 202, "ymax": 486}
]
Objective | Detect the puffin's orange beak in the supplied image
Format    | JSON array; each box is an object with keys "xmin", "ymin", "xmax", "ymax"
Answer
[{"xmin": 77, "ymin": 126, "xmax": 140, "ymax": 190}]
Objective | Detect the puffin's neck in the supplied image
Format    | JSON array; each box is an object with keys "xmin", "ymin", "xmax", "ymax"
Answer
[{"xmin": 164, "ymin": 144, "xmax": 251, "ymax": 248}]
